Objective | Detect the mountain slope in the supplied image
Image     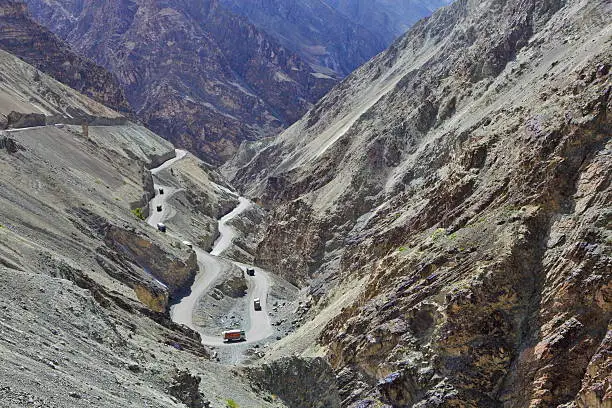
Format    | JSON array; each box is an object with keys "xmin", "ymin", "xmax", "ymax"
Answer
[
  {"xmin": 219, "ymin": 0, "xmax": 387, "ymax": 77},
  {"xmin": 326, "ymin": 0, "xmax": 454, "ymax": 42},
  {"xmin": 230, "ymin": 0, "xmax": 611, "ymax": 405},
  {"xmin": 22, "ymin": 0, "xmax": 335, "ymax": 164},
  {"xmin": 0, "ymin": 47, "xmax": 291, "ymax": 408},
  {"xmin": 0, "ymin": 0, "xmax": 131, "ymax": 114}
]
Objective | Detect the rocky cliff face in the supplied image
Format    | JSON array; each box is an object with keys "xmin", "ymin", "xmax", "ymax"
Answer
[
  {"xmin": 0, "ymin": 0, "xmax": 131, "ymax": 113},
  {"xmin": 219, "ymin": 0, "xmax": 387, "ymax": 78},
  {"xmin": 232, "ymin": 0, "xmax": 611, "ymax": 405},
  {"xmin": 23, "ymin": 0, "xmax": 336, "ymax": 164}
]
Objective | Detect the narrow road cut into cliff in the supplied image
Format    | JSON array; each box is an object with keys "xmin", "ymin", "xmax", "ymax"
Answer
[{"xmin": 146, "ymin": 149, "xmax": 274, "ymax": 348}]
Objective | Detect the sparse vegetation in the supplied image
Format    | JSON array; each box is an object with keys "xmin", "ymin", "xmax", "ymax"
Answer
[
  {"xmin": 431, "ymin": 228, "xmax": 446, "ymax": 241},
  {"xmin": 225, "ymin": 399, "xmax": 239, "ymax": 408},
  {"xmin": 131, "ymin": 207, "xmax": 145, "ymax": 220}
]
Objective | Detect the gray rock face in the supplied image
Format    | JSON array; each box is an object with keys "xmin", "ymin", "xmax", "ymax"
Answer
[
  {"xmin": 233, "ymin": 0, "xmax": 611, "ymax": 405},
  {"xmin": 6, "ymin": 111, "xmax": 45, "ymax": 127},
  {"xmin": 246, "ymin": 357, "xmax": 342, "ymax": 408},
  {"xmin": 166, "ymin": 370, "xmax": 205, "ymax": 408},
  {"xmin": 22, "ymin": 0, "xmax": 336, "ymax": 164}
]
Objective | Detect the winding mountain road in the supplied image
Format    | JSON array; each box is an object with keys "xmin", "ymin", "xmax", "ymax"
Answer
[{"xmin": 146, "ymin": 149, "xmax": 274, "ymax": 346}]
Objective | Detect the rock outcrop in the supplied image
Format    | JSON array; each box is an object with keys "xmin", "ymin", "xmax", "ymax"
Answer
[
  {"xmin": 105, "ymin": 226, "xmax": 198, "ymax": 297},
  {"xmin": 246, "ymin": 357, "xmax": 342, "ymax": 408},
  {"xmin": 0, "ymin": 0, "xmax": 131, "ymax": 113},
  {"xmin": 23, "ymin": 0, "xmax": 336, "ymax": 163},
  {"xmin": 233, "ymin": 0, "xmax": 611, "ymax": 405}
]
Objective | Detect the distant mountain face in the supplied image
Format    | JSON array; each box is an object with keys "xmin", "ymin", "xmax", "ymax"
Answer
[
  {"xmin": 218, "ymin": 0, "xmax": 388, "ymax": 77},
  {"xmin": 23, "ymin": 0, "xmax": 335, "ymax": 164},
  {"xmin": 0, "ymin": 0, "xmax": 131, "ymax": 114},
  {"xmin": 219, "ymin": 0, "xmax": 452, "ymax": 78},
  {"xmin": 326, "ymin": 0, "xmax": 453, "ymax": 42}
]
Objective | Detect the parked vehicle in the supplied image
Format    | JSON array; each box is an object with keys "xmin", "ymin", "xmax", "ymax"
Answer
[
  {"xmin": 254, "ymin": 298, "xmax": 261, "ymax": 311},
  {"xmin": 182, "ymin": 241, "xmax": 193, "ymax": 249},
  {"xmin": 156, "ymin": 205, "xmax": 162, "ymax": 212},
  {"xmin": 54, "ymin": 123, "xmax": 65, "ymax": 129},
  {"xmin": 157, "ymin": 223, "xmax": 166, "ymax": 232},
  {"xmin": 246, "ymin": 268, "xmax": 255, "ymax": 276},
  {"xmin": 222, "ymin": 329, "xmax": 246, "ymax": 342},
  {"xmin": 159, "ymin": 188, "xmax": 164, "ymax": 195}
]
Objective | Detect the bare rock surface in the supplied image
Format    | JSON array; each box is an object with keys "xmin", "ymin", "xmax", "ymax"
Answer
[
  {"xmin": 232, "ymin": 0, "xmax": 612, "ymax": 405},
  {"xmin": 218, "ymin": 0, "xmax": 386, "ymax": 78},
  {"xmin": 0, "ymin": 48, "xmax": 121, "ymax": 121}
]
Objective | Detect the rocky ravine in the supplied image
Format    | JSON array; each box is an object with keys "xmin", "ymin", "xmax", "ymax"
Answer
[
  {"xmin": 0, "ymin": 49, "xmax": 289, "ymax": 407},
  {"xmin": 23, "ymin": 0, "xmax": 336, "ymax": 164},
  {"xmin": 229, "ymin": 0, "xmax": 611, "ymax": 406}
]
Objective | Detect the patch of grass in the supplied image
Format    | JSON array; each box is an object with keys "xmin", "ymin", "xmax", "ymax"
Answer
[
  {"xmin": 131, "ymin": 207, "xmax": 145, "ymax": 220},
  {"xmin": 225, "ymin": 399, "xmax": 239, "ymax": 408}
]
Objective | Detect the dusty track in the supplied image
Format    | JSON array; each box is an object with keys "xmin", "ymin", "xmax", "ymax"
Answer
[{"xmin": 147, "ymin": 149, "xmax": 273, "ymax": 347}]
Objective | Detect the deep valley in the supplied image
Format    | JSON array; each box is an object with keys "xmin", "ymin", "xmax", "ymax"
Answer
[{"xmin": 0, "ymin": 0, "xmax": 610, "ymax": 407}]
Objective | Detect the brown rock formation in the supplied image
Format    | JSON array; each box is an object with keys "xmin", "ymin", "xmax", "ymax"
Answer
[{"xmin": 105, "ymin": 225, "xmax": 198, "ymax": 298}]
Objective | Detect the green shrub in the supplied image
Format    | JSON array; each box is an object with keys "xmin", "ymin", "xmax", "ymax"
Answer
[
  {"xmin": 131, "ymin": 207, "xmax": 145, "ymax": 220},
  {"xmin": 225, "ymin": 399, "xmax": 239, "ymax": 408}
]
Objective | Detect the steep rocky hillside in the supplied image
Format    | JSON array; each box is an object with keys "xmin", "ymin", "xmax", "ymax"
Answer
[
  {"xmin": 0, "ymin": 0, "xmax": 131, "ymax": 113},
  {"xmin": 326, "ymin": 0, "xmax": 453, "ymax": 43},
  {"xmin": 230, "ymin": 0, "xmax": 611, "ymax": 406},
  {"xmin": 0, "ymin": 49, "xmax": 286, "ymax": 408},
  {"xmin": 219, "ymin": 0, "xmax": 387, "ymax": 77},
  {"xmin": 22, "ymin": 0, "xmax": 335, "ymax": 164}
]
